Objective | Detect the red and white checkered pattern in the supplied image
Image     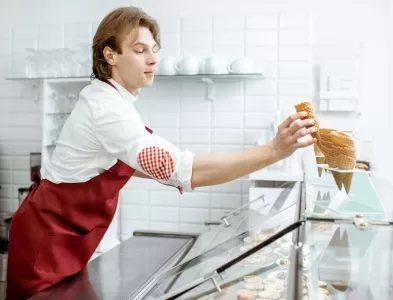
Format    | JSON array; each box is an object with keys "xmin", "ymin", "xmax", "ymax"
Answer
[{"xmin": 137, "ymin": 146, "xmax": 174, "ymax": 181}]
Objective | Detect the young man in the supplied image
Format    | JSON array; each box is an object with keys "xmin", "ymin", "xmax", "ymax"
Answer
[{"xmin": 6, "ymin": 6, "xmax": 316, "ymax": 299}]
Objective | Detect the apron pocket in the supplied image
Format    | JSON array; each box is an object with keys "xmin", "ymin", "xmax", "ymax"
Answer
[{"xmin": 34, "ymin": 227, "xmax": 107, "ymax": 275}]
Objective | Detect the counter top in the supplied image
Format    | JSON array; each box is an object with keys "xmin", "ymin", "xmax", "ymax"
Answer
[{"xmin": 29, "ymin": 232, "xmax": 195, "ymax": 300}]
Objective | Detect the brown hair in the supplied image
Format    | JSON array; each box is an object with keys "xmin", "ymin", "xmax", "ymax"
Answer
[{"xmin": 91, "ymin": 6, "xmax": 160, "ymax": 81}]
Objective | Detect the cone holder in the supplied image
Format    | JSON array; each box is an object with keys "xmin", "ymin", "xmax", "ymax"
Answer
[{"xmin": 315, "ymin": 165, "xmax": 384, "ymax": 218}]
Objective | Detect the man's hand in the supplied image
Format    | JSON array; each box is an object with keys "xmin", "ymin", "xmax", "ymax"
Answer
[{"xmin": 268, "ymin": 111, "xmax": 317, "ymax": 160}]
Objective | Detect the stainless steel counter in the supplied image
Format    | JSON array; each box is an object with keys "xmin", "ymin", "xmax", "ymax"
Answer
[{"xmin": 29, "ymin": 232, "xmax": 196, "ymax": 300}]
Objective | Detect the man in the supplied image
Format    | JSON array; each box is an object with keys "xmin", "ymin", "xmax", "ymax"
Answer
[{"xmin": 6, "ymin": 6, "xmax": 316, "ymax": 299}]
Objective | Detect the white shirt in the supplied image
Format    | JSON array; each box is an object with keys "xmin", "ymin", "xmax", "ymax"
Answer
[{"xmin": 41, "ymin": 79, "xmax": 194, "ymax": 192}]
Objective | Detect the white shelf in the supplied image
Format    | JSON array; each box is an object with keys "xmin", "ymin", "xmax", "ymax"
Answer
[
  {"xmin": 6, "ymin": 73, "xmax": 263, "ymax": 82},
  {"xmin": 249, "ymin": 170, "xmax": 303, "ymax": 181},
  {"xmin": 6, "ymin": 73, "xmax": 264, "ymax": 101}
]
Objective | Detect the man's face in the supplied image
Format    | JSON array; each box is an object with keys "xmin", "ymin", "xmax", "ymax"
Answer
[{"xmin": 111, "ymin": 27, "xmax": 158, "ymax": 94}]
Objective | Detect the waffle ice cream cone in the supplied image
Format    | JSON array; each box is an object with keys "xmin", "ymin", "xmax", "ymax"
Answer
[
  {"xmin": 316, "ymin": 156, "xmax": 325, "ymax": 177},
  {"xmin": 337, "ymin": 155, "xmax": 356, "ymax": 193},
  {"xmin": 314, "ymin": 143, "xmax": 326, "ymax": 177},
  {"xmin": 294, "ymin": 101, "xmax": 319, "ymax": 140}
]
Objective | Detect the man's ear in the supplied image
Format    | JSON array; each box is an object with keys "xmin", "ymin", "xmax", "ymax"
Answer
[{"xmin": 103, "ymin": 46, "xmax": 118, "ymax": 66}]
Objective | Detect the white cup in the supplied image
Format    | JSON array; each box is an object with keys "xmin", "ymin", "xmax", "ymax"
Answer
[
  {"xmin": 229, "ymin": 57, "xmax": 255, "ymax": 74},
  {"xmin": 156, "ymin": 56, "xmax": 177, "ymax": 75},
  {"xmin": 201, "ymin": 56, "xmax": 230, "ymax": 74},
  {"xmin": 176, "ymin": 56, "xmax": 201, "ymax": 75}
]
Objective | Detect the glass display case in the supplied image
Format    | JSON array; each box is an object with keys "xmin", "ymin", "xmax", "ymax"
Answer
[{"xmin": 131, "ymin": 169, "xmax": 393, "ymax": 300}]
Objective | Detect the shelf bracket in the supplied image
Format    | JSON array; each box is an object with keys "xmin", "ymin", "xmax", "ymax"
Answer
[{"xmin": 201, "ymin": 77, "xmax": 214, "ymax": 101}]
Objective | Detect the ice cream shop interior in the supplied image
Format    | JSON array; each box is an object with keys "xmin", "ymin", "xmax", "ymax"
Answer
[{"xmin": 0, "ymin": 0, "xmax": 393, "ymax": 299}]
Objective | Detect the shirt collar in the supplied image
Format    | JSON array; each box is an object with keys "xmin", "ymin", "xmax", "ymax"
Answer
[{"xmin": 108, "ymin": 78, "xmax": 138, "ymax": 103}]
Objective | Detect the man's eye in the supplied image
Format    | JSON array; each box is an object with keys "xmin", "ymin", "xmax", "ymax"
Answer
[{"xmin": 135, "ymin": 49, "xmax": 144, "ymax": 53}]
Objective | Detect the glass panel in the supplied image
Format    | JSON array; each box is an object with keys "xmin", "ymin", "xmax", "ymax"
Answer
[
  {"xmin": 138, "ymin": 181, "xmax": 302, "ymax": 299},
  {"xmin": 305, "ymin": 171, "xmax": 393, "ymax": 221},
  {"xmin": 179, "ymin": 182, "xmax": 301, "ymax": 262},
  {"xmin": 145, "ymin": 229, "xmax": 296, "ymax": 300},
  {"xmin": 303, "ymin": 220, "xmax": 393, "ymax": 300}
]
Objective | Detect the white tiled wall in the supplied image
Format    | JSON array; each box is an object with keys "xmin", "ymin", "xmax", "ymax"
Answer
[{"xmin": 0, "ymin": 0, "xmax": 390, "ymax": 239}]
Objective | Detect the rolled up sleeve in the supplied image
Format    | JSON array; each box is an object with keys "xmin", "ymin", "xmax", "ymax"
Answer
[{"xmin": 94, "ymin": 100, "xmax": 194, "ymax": 192}]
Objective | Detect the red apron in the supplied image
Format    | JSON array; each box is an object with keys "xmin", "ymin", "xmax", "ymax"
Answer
[{"xmin": 6, "ymin": 159, "xmax": 136, "ymax": 299}]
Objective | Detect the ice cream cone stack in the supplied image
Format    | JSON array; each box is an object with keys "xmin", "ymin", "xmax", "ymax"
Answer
[{"xmin": 317, "ymin": 130, "xmax": 356, "ymax": 192}]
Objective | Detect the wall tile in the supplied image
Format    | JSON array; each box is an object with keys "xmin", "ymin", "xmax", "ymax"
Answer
[
  {"xmin": 121, "ymin": 220, "xmax": 149, "ymax": 235},
  {"xmin": 156, "ymin": 18, "xmax": 180, "ymax": 33},
  {"xmin": 0, "ymin": 157, "xmax": 12, "ymax": 170},
  {"xmin": 12, "ymin": 39, "xmax": 37, "ymax": 53},
  {"xmin": 182, "ymin": 31, "xmax": 212, "ymax": 49},
  {"xmin": 124, "ymin": 177, "xmax": 150, "ymax": 190},
  {"xmin": 180, "ymin": 143, "xmax": 211, "ymax": 154},
  {"xmin": 279, "ymin": 45, "xmax": 310, "ymax": 61},
  {"xmin": 147, "ymin": 111, "xmax": 179, "ymax": 127},
  {"xmin": 180, "ymin": 112, "xmax": 210, "ymax": 128},
  {"xmin": 279, "ymin": 13, "xmax": 310, "ymax": 29},
  {"xmin": 214, "ymin": 17, "xmax": 244, "ymax": 31},
  {"xmin": 0, "ymin": 171, "xmax": 12, "ymax": 184},
  {"xmin": 152, "ymin": 127, "xmax": 179, "ymax": 143},
  {"xmin": 210, "ymin": 208, "xmax": 230, "ymax": 221},
  {"xmin": 279, "ymin": 29, "xmax": 309, "ymax": 45},
  {"xmin": 180, "ymin": 128, "xmax": 210, "ymax": 143},
  {"xmin": 180, "ymin": 208, "xmax": 209, "ymax": 223},
  {"xmin": 150, "ymin": 207, "xmax": 179, "ymax": 222},
  {"xmin": 245, "ymin": 79, "xmax": 276, "ymax": 96},
  {"xmin": 159, "ymin": 33, "xmax": 180, "ymax": 57},
  {"xmin": 12, "ymin": 170, "xmax": 30, "ymax": 184},
  {"xmin": 0, "ymin": 185, "xmax": 12, "ymax": 198},
  {"xmin": 0, "ymin": 127, "xmax": 41, "ymax": 141},
  {"xmin": 212, "ymin": 96, "xmax": 243, "ymax": 112},
  {"xmin": 182, "ymin": 17, "xmax": 212, "ymax": 32},
  {"xmin": 211, "ymin": 129, "xmax": 243, "ymax": 145},
  {"xmin": 180, "ymin": 192, "xmax": 210, "ymax": 208},
  {"xmin": 37, "ymin": 38, "xmax": 63, "ymax": 50},
  {"xmin": 0, "ymin": 113, "xmax": 40, "ymax": 127},
  {"xmin": 279, "ymin": 62, "xmax": 311, "ymax": 79},
  {"xmin": 244, "ymin": 96, "xmax": 277, "ymax": 112},
  {"xmin": 180, "ymin": 223, "xmax": 208, "ymax": 233},
  {"xmin": 151, "ymin": 191, "xmax": 180, "ymax": 206},
  {"xmin": 180, "ymin": 96, "xmax": 210, "ymax": 112},
  {"xmin": 212, "ymin": 112, "xmax": 243, "ymax": 128},
  {"xmin": 211, "ymin": 194, "xmax": 242, "ymax": 209},
  {"xmin": 119, "ymin": 190, "xmax": 149, "ymax": 205},
  {"xmin": 0, "ymin": 40, "xmax": 10, "ymax": 55},
  {"xmin": 64, "ymin": 23, "xmax": 91, "ymax": 39},
  {"xmin": 150, "ymin": 222, "xmax": 180, "ymax": 232},
  {"xmin": 246, "ymin": 14, "xmax": 278, "ymax": 29},
  {"xmin": 12, "ymin": 156, "xmax": 28, "ymax": 170},
  {"xmin": 121, "ymin": 205, "xmax": 149, "ymax": 220},
  {"xmin": 38, "ymin": 24, "xmax": 63, "ymax": 38},
  {"xmin": 279, "ymin": 80, "xmax": 311, "ymax": 96},
  {"xmin": 244, "ymin": 113, "xmax": 276, "ymax": 129},
  {"xmin": 12, "ymin": 25, "xmax": 37, "ymax": 39},
  {"xmin": 213, "ymin": 31, "xmax": 244, "ymax": 46},
  {"xmin": 246, "ymin": 45, "xmax": 278, "ymax": 62},
  {"xmin": 246, "ymin": 30, "xmax": 278, "ymax": 46},
  {"xmin": 211, "ymin": 180, "xmax": 243, "ymax": 193},
  {"xmin": 213, "ymin": 44, "xmax": 244, "ymax": 58}
]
